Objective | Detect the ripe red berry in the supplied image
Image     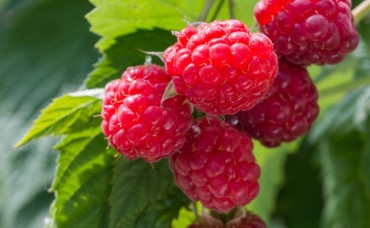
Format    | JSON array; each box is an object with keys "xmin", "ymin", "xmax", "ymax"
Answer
[
  {"xmin": 164, "ymin": 19, "xmax": 278, "ymax": 115},
  {"xmin": 229, "ymin": 59, "xmax": 319, "ymax": 147},
  {"xmin": 254, "ymin": 0, "xmax": 359, "ymax": 65},
  {"xmin": 101, "ymin": 64, "xmax": 192, "ymax": 162},
  {"xmin": 169, "ymin": 117, "xmax": 260, "ymax": 212}
]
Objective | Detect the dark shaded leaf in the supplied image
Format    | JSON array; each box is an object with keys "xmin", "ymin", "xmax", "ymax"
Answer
[
  {"xmin": 109, "ymin": 159, "xmax": 189, "ymax": 228},
  {"xmin": 273, "ymin": 139, "xmax": 323, "ymax": 228},
  {"xmin": 319, "ymin": 132, "xmax": 370, "ymax": 228}
]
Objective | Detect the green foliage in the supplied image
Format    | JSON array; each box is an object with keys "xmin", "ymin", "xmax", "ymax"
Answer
[
  {"xmin": 51, "ymin": 128, "xmax": 113, "ymax": 228},
  {"xmin": 308, "ymin": 88, "xmax": 370, "ymax": 228}
]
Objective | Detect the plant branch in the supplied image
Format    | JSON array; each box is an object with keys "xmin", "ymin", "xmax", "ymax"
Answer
[
  {"xmin": 198, "ymin": 0, "xmax": 216, "ymax": 21},
  {"xmin": 192, "ymin": 202, "xmax": 200, "ymax": 220},
  {"xmin": 353, "ymin": 0, "xmax": 370, "ymax": 24},
  {"xmin": 210, "ymin": 0, "xmax": 226, "ymax": 21}
]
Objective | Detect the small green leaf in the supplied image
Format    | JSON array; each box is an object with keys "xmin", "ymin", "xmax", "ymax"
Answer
[
  {"xmin": 109, "ymin": 159, "xmax": 189, "ymax": 228},
  {"xmin": 15, "ymin": 95, "xmax": 101, "ymax": 147},
  {"xmin": 51, "ymin": 127, "xmax": 115, "ymax": 228},
  {"xmin": 172, "ymin": 207, "xmax": 196, "ymax": 228},
  {"xmin": 86, "ymin": 28, "xmax": 176, "ymax": 88}
]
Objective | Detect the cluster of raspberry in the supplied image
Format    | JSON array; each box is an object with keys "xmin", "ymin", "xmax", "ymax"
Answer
[{"xmin": 101, "ymin": 0, "xmax": 358, "ymax": 226}]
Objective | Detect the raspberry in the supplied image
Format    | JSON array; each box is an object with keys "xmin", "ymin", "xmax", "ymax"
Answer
[
  {"xmin": 188, "ymin": 210, "xmax": 267, "ymax": 228},
  {"xmin": 254, "ymin": 0, "xmax": 359, "ymax": 65},
  {"xmin": 164, "ymin": 20, "xmax": 278, "ymax": 115},
  {"xmin": 234, "ymin": 212, "xmax": 267, "ymax": 228},
  {"xmin": 229, "ymin": 59, "xmax": 319, "ymax": 147},
  {"xmin": 101, "ymin": 64, "xmax": 192, "ymax": 162},
  {"xmin": 169, "ymin": 117, "xmax": 260, "ymax": 212}
]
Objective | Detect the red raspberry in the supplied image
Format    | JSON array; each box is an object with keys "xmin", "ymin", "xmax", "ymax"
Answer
[
  {"xmin": 101, "ymin": 64, "xmax": 192, "ymax": 162},
  {"xmin": 254, "ymin": 0, "xmax": 359, "ymax": 65},
  {"xmin": 230, "ymin": 59, "xmax": 319, "ymax": 147},
  {"xmin": 169, "ymin": 117, "xmax": 260, "ymax": 212},
  {"xmin": 164, "ymin": 19, "xmax": 278, "ymax": 115}
]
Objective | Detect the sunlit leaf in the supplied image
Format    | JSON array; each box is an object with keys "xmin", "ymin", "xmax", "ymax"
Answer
[{"xmin": 16, "ymin": 95, "xmax": 101, "ymax": 147}]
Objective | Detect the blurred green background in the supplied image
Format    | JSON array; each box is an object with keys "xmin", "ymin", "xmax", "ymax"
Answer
[{"xmin": 0, "ymin": 0, "xmax": 98, "ymax": 227}]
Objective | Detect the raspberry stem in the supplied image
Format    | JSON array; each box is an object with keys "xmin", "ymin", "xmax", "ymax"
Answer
[
  {"xmin": 198, "ymin": 0, "xmax": 216, "ymax": 21},
  {"xmin": 320, "ymin": 76, "xmax": 370, "ymax": 97},
  {"xmin": 228, "ymin": 0, "xmax": 236, "ymax": 19},
  {"xmin": 353, "ymin": 0, "xmax": 370, "ymax": 24},
  {"xmin": 210, "ymin": 0, "xmax": 226, "ymax": 21},
  {"xmin": 191, "ymin": 202, "xmax": 200, "ymax": 220}
]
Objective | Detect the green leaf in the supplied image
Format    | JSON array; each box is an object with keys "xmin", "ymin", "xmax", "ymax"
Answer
[
  {"xmin": 15, "ymin": 95, "xmax": 102, "ymax": 147},
  {"xmin": 51, "ymin": 127, "xmax": 115, "ymax": 228},
  {"xmin": 172, "ymin": 207, "xmax": 196, "ymax": 228},
  {"xmin": 86, "ymin": 0, "xmax": 204, "ymax": 51},
  {"xmin": 51, "ymin": 127, "xmax": 189, "ymax": 227},
  {"xmin": 319, "ymin": 132, "xmax": 370, "ymax": 228},
  {"xmin": 86, "ymin": 28, "xmax": 176, "ymax": 88},
  {"xmin": 109, "ymin": 159, "xmax": 189, "ymax": 228}
]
